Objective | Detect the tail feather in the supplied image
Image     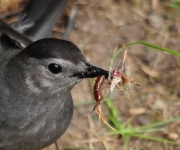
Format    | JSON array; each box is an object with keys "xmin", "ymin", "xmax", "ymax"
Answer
[{"xmin": 13, "ymin": 0, "xmax": 69, "ymax": 41}]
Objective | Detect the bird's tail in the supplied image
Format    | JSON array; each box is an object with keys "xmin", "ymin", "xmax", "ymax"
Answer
[{"xmin": 13, "ymin": 0, "xmax": 69, "ymax": 41}]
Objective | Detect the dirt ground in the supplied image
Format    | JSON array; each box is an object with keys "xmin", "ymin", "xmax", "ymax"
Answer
[{"xmin": 1, "ymin": 0, "xmax": 180, "ymax": 150}]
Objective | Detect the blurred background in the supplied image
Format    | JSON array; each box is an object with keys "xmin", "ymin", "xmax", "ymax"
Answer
[{"xmin": 1, "ymin": 0, "xmax": 180, "ymax": 149}]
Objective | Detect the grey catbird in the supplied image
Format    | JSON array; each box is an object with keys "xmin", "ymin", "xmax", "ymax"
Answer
[{"xmin": 0, "ymin": 0, "xmax": 108, "ymax": 150}]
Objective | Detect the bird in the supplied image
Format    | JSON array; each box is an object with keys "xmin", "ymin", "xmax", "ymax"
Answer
[{"xmin": 0, "ymin": 0, "xmax": 108, "ymax": 150}]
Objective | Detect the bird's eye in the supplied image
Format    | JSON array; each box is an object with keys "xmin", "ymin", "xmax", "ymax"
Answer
[{"xmin": 48, "ymin": 63, "xmax": 62, "ymax": 74}]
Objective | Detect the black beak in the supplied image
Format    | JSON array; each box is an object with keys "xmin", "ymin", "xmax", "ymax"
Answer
[{"xmin": 71, "ymin": 64, "xmax": 109, "ymax": 79}]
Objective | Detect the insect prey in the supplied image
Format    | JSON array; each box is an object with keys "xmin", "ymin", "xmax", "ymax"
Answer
[{"xmin": 93, "ymin": 75, "xmax": 106, "ymax": 112}]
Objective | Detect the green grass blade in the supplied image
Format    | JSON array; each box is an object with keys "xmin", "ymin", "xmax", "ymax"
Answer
[
  {"xmin": 125, "ymin": 42, "xmax": 180, "ymax": 56},
  {"xmin": 130, "ymin": 133, "xmax": 180, "ymax": 145}
]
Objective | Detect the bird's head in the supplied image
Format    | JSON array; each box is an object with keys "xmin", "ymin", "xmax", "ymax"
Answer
[{"xmin": 7, "ymin": 38, "xmax": 108, "ymax": 95}]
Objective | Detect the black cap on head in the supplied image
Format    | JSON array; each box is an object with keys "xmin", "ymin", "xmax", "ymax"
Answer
[{"xmin": 20, "ymin": 38, "xmax": 87, "ymax": 65}]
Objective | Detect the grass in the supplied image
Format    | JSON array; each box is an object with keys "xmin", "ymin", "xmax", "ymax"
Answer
[
  {"xmin": 104, "ymin": 42, "xmax": 180, "ymax": 149},
  {"xmin": 168, "ymin": 0, "xmax": 180, "ymax": 9},
  {"xmin": 72, "ymin": 41, "xmax": 180, "ymax": 150},
  {"xmin": 76, "ymin": 42, "xmax": 180, "ymax": 150},
  {"xmin": 105, "ymin": 99, "xmax": 180, "ymax": 149},
  {"xmin": 111, "ymin": 41, "xmax": 180, "ymax": 57}
]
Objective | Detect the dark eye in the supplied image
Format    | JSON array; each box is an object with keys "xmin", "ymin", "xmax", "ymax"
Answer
[{"xmin": 48, "ymin": 63, "xmax": 62, "ymax": 74}]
